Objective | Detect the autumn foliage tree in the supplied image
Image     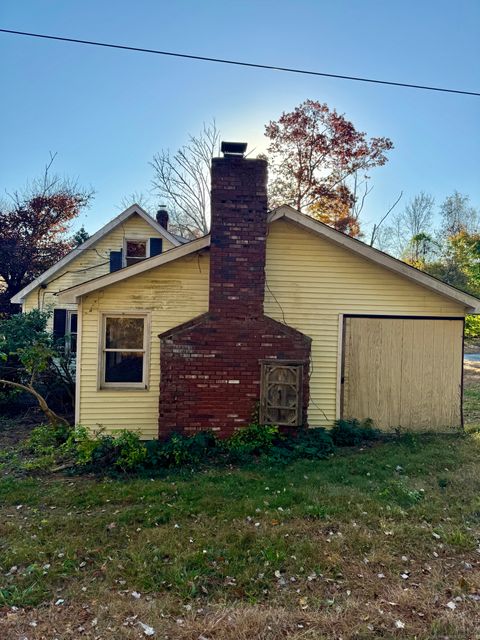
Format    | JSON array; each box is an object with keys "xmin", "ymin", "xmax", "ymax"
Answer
[
  {"xmin": 265, "ymin": 100, "xmax": 393, "ymax": 236},
  {"xmin": 0, "ymin": 156, "xmax": 92, "ymax": 315}
]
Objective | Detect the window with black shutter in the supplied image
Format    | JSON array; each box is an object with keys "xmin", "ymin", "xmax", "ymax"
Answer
[
  {"xmin": 260, "ymin": 362, "xmax": 303, "ymax": 426},
  {"xmin": 109, "ymin": 250, "xmax": 123, "ymax": 272},
  {"xmin": 149, "ymin": 237, "xmax": 163, "ymax": 257}
]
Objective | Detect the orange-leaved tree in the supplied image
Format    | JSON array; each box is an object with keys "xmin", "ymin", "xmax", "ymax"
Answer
[
  {"xmin": 265, "ymin": 100, "xmax": 393, "ymax": 237},
  {"xmin": 0, "ymin": 155, "xmax": 92, "ymax": 315}
]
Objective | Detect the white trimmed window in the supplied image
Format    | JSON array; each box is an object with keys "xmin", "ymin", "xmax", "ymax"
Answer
[
  {"xmin": 100, "ymin": 314, "xmax": 149, "ymax": 388},
  {"xmin": 124, "ymin": 239, "xmax": 149, "ymax": 267}
]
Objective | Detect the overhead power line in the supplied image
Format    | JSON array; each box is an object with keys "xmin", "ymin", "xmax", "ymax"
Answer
[{"xmin": 1, "ymin": 27, "xmax": 479, "ymax": 97}]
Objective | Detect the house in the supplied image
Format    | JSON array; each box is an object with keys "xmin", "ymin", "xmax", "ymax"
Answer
[
  {"xmin": 20, "ymin": 142, "xmax": 480, "ymax": 437},
  {"xmin": 11, "ymin": 204, "xmax": 184, "ymax": 354}
]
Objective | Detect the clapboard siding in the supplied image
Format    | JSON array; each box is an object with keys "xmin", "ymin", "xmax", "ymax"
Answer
[
  {"xmin": 77, "ymin": 218, "xmax": 465, "ymax": 437},
  {"xmin": 263, "ymin": 220, "xmax": 464, "ymax": 428},
  {"xmin": 78, "ymin": 252, "xmax": 209, "ymax": 439},
  {"xmin": 23, "ymin": 214, "xmax": 174, "ymax": 330}
]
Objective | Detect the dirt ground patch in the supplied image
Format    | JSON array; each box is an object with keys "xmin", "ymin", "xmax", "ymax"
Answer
[
  {"xmin": 0, "ymin": 410, "xmax": 40, "ymax": 449},
  {"xmin": 464, "ymin": 360, "xmax": 480, "ymax": 387},
  {"xmin": 465, "ymin": 338, "xmax": 480, "ymax": 354}
]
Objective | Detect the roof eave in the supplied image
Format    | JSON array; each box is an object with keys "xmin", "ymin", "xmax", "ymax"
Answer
[
  {"xmin": 56, "ymin": 235, "xmax": 210, "ymax": 303},
  {"xmin": 10, "ymin": 204, "xmax": 184, "ymax": 304},
  {"xmin": 270, "ymin": 205, "xmax": 480, "ymax": 313}
]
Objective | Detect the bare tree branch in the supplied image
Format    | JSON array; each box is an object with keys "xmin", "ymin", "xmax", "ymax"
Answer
[
  {"xmin": 369, "ymin": 191, "xmax": 403, "ymax": 247},
  {"xmin": 150, "ymin": 121, "xmax": 220, "ymax": 237}
]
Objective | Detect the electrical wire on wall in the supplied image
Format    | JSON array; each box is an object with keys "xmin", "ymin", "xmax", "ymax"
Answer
[{"xmin": 35, "ymin": 260, "xmax": 109, "ymax": 309}]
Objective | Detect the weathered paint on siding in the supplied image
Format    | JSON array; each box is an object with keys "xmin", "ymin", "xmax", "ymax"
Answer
[
  {"xmin": 77, "ymin": 219, "xmax": 465, "ymax": 437},
  {"xmin": 263, "ymin": 220, "xmax": 464, "ymax": 428},
  {"xmin": 78, "ymin": 251, "xmax": 209, "ymax": 439},
  {"xmin": 23, "ymin": 213, "xmax": 174, "ymax": 329}
]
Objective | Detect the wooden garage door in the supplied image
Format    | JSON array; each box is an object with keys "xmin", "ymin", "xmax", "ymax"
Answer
[{"xmin": 342, "ymin": 317, "xmax": 463, "ymax": 431}]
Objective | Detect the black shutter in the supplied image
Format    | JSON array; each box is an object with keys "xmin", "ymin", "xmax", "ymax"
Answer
[
  {"xmin": 150, "ymin": 238, "xmax": 163, "ymax": 257},
  {"xmin": 110, "ymin": 249, "xmax": 123, "ymax": 272},
  {"xmin": 53, "ymin": 309, "xmax": 67, "ymax": 341}
]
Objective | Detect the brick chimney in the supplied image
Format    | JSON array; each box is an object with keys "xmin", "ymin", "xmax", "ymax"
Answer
[
  {"xmin": 156, "ymin": 206, "xmax": 169, "ymax": 230},
  {"xmin": 209, "ymin": 150, "xmax": 268, "ymax": 319},
  {"xmin": 158, "ymin": 142, "xmax": 311, "ymax": 438}
]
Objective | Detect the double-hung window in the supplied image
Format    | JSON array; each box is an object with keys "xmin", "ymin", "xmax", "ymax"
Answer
[
  {"xmin": 124, "ymin": 239, "xmax": 148, "ymax": 267},
  {"xmin": 100, "ymin": 314, "xmax": 149, "ymax": 389}
]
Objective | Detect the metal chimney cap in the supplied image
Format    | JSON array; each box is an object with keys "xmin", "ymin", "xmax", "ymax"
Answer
[{"xmin": 221, "ymin": 141, "xmax": 248, "ymax": 157}]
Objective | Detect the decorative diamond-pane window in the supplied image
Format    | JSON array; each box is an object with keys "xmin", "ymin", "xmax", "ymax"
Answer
[{"xmin": 260, "ymin": 363, "xmax": 303, "ymax": 426}]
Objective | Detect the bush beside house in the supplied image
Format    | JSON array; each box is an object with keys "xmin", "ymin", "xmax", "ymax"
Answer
[{"xmin": 12, "ymin": 418, "xmax": 380, "ymax": 476}]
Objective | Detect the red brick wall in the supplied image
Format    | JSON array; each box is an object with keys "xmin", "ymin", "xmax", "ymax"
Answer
[
  {"xmin": 158, "ymin": 153, "xmax": 311, "ymax": 437},
  {"xmin": 159, "ymin": 315, "xmax": 311, "ymax": 437}
]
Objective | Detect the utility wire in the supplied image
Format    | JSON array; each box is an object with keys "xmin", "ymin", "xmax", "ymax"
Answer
[{"xmin": 1, "ymin": 28, "xmax": 479, "ymax": 97}]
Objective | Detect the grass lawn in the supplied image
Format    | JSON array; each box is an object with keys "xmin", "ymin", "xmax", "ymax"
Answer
[{"xmin": 1, "ymin": 377, "xmax": 480, "ymax": 638}]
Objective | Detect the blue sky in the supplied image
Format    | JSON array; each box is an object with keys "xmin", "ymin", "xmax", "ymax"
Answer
[{"xmin": 1, "ymin": 0, "xmax": 479, "ymax": 237}]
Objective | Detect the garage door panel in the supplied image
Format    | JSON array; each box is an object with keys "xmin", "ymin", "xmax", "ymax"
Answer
[{"xmin": 342, "ymin": 317, "xmax": 463, "ymax": 431}]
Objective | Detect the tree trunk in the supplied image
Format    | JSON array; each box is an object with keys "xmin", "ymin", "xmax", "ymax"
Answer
[{"xmin": 0, "ymin": 379, "xmax": 70, "ymax": 428}]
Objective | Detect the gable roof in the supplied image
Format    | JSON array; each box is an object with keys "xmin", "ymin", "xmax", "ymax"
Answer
[
  {"xmin": 11, "ymin": 204, "xmax": 184, "ymax": 304},
  {"xmin": 56, "ymin": 204, "xmax": 480, "ymax": 312}
]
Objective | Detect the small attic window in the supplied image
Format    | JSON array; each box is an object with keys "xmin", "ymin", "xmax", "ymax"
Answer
[{"xmin": 124, "ymin": 239, "xmax": 148, "ymax": 267}]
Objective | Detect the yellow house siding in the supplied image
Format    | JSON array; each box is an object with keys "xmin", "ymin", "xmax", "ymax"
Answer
[
  {"xmin": 77, "ymin": 219, "xmax": 465, "ymax": 438},
  {"xmin": 264, "ymin": 220, "xmax": 465, "ymax": 428},
  {"xmin": 78, "ymin": 252, "xmax": 209, "ymax": 438},
  {"xmin": 22, "ymin": 214, "xmax": 174, "ymax": 329}
]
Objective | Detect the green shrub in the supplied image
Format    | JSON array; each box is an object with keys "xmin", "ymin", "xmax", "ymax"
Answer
[
  {"xmin": 266, "ymin": 428, "xmax": 334, "ymax": 463},
  {"xmin": 146, "ymin": 431, "xmax": 220, "ymax": 467},
  {"xmin": 331, "ymin": 418, "xmax": 381, "ymax": 447},
  {"xmin": 465, "ymin": 314, "xmax": 480, "ymax": 339},
  {"xmin": 25, "ymin": 423, "xmax": 71, "ymax": 456},
  {"xmin": 18, "ymin": 418, "xmax": 386, "ymax": 476},
  {"xmin": 227, "ymin": 422, "xmax": 280, "ymax": 457},
  {"xmin": 113, "ymin": 430, "xmax": 148, "ymax": 471},
  {"xmin": 22, "ymin": 453, "xmax": 58, "ymax": 472},
  {"xmin": 65, "ymin": 426, "xmax": 147, "ymax": 472}
]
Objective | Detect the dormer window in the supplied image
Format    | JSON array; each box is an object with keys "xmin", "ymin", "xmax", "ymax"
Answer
[{"xmin": 124, "ymin": 239, "xmax": 148, "ymax": 267}]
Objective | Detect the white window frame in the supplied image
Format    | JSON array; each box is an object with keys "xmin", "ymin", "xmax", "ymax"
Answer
[
  {"xmin": 66, "ymin": 310, "xmax": 78, "ymax": 356},
  {"xmin": 98, "ymin": 312, "xmax": 150, "ymax": 390},
  {"xmin": 123, "ymin": 238, "xmax": 150, "ymax": 267}
]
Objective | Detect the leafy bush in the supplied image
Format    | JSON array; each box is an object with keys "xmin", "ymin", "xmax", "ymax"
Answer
[
  {"xmin": 465, "ymin": 314, "xmax": 480, "ymax": 339},
  {"xmin": 65, "ymin": 426, "xmax": 147, "ymax": 472},
  {"xmin": 146, "ymin": 431, "xmax": 220, "ymax": 467},
  {"xmin": 0, "ymin": 310, "xmax": 74, "ymax": 423},
  {"xmin": 17, "ymin": 417, "xmax": 384, "ymax": 475},
  {"xmin": 267, "ymin": 428, "xmax": 334, "ymax": 464},
  {"xmin": 226, "ymin": 422, "xmax": 280, "ymax": 457},
  {"xmin": 25, "ymin": 423, "xmax": 71, "ymax": 456},
  {"xmin": 331, "ymin": 418, "xmax": 381, "ymax": 447}
]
